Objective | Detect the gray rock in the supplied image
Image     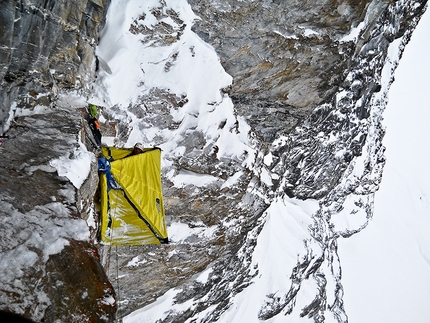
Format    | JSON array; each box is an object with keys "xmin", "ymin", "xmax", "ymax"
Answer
[
  {"xmin": 0, "ymin": 0, "xmax": 115, "ymax": 321},
  {"xmin": 0, "ymin": 0, "xmax": 110, "ymax": 134}
]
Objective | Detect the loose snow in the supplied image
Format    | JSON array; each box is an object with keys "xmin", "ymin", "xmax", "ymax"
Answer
[
  {"xmin": 50, "ymin": 140, "xmax": 95, "ymax": 189},
  {"xmin": 92, "ymin": 0, "xmax": 255, "ymax": 174}
]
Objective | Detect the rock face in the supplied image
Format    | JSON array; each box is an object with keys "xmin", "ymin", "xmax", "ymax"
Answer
[
  {"xmin": 0, "ymin": 1, "xmax": 116, "ymax": 322},
  {"xmin": 43, "ymin": 240, "xmax": 116, "ymax": 323},
  {"xmin": 0, "ymin": 95, "xmax": 116, "ymax": 322},
  {"xmin": 176, "ymin": 1, "xmax": 426, "ymax": 321},
  {"xmin": 188, "ymin": 0, "xmax": 370, "ymax": 142},
  {"xmin": 187, "ymin": 0, "xmax": 416, "ymax": 198},
  {"xmin": 0, "ymin": 0, "xmax": 109, "ymax": 134},
  {"xmin": 0, "ymin": 0, "xmax": 428, "ymax": 322}
]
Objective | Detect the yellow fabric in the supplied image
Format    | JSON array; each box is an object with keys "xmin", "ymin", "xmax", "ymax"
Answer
[
  {"xmin": 101, "ymin": 146, "xmax": 132, "ymax": 161},
  {"xmin": 99, "ymin": 147, "xmax": 167, "ymax": 245},
  {"xmin": 100, "ymin": 173, "xmax": 109, "ymax": 239},
  {"xmin": 101, "ymin": 146, "xmax": 158, "ymax": 161}
]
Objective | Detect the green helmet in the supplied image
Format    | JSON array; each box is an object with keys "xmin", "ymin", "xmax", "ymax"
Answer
[{"xmin": 88, "ymin": 104, "xmax": 98, "ymax": 118}]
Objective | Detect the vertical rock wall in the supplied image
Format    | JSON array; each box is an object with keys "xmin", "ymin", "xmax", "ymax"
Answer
[
  {"xmin": 187, "ymin": 0, "xmax": 426, "ymax": 199},
  {"xmin": 0, "ymin": 1, "xmax": 115, "ymax": 322},
  {"xmin": 0, "ymin": 0, "xmax": 109, "ymax": 133},
  {"xmin": 1, "ymin": 0, "xmax": 428, "ymax": 322},
  {"xmin": 187, "ymin": 0, "xmax": 373, "ymax": 142}
]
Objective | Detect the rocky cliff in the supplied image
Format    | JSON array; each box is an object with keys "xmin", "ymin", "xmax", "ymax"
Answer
[
  {"xmin": 0, "ymin": 0, "xmax": 109, "ymax": 133},
  {"xmin": 0, "ymin": 0, "xmax": 428, "ymax": 322},
  {"xmin": 0, "ymin": 1, "xmax": 115, "ymax": 322}
]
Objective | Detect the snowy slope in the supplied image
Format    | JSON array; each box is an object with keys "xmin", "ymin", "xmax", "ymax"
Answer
[
  {"xmin": 91, "ymin": 0, "xmax": 254, "ymax": 169},
  {"xmin": 338, "ymin": 6, "xmax": 430, "ymax": 323}
]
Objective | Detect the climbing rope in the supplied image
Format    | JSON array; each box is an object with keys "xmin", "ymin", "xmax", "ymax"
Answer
[
  {"xmin": 115, "ymin": 161, "xmax": 124, "ymax": 323},
  {"xmin": 116, "ymin": 244, "xmax": 122, "ymax": 323},
  {"xmin": 106, "ymin": 163, "xmax": 123, "ymax": 323}
]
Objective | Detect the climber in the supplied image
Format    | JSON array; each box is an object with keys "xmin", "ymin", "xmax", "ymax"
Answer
[
  {"xmin": 87, "ymin": 104, "xmax": 102, "ymax": 146},
  {"xmin": 130, "ymin": 142, "xmax": 145, "ymax": 155}
]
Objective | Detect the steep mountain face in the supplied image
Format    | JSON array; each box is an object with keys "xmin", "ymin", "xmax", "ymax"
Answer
[
  {"xmin": 92, "ymin": 0, "xmax": 427, "ymax": 322},
  {"xmin": 0, "ymin": 0, "xmax": 428, "ymax": 322},
  {"xmin": 0, "ymin": 1, "xmax": 116, "ymax": 322},
  {"xmin": 188, "ymin": 0, "xmax": 367, "ymax": 141},
  {"xmin": 187, "ymin": 0, "xmax": 416, "ymax": 199}
]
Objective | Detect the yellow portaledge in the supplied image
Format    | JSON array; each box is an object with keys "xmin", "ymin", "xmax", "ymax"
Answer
[{"xmin": 99, "ymin": 147, "xmax": 168, "ymax": 245}]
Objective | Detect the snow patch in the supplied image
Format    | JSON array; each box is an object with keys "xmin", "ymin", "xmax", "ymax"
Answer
[
  {"xmin": 50, "ymin": 141, "xmax": 95, "ymax": 189},
  {"xmin": 167, "ymin": 221, "xmax": 218, "ymax": 243},
  {"xmin": 126, "ymin": 256, "xmax": 148, "ymax": 267},
  {"xmin": 219, "ymin": 197, "xmax": 320, "ymax": 322},
  {"xmin": 170, "ymin": 170, "xmax": 220, "ymax": 188}
]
